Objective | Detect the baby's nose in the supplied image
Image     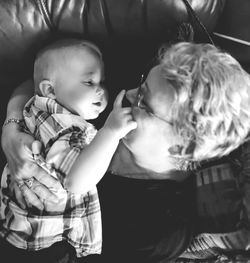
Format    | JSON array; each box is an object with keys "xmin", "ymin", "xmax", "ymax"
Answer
[{"xmin": 96, "ymin": 86, "xmax": 104, "ymax": 96}]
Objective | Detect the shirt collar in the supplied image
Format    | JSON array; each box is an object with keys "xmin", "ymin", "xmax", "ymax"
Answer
[
  {"xmin": 33, "ymin": 95, "xmax": 74, "ymax": 115},
  {"xmin": 24, "ymin": 95, "xmax": 95, "ymax": 132}
]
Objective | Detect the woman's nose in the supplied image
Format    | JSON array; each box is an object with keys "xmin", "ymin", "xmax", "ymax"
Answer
[{"xmin": 126, "ymin": 88, "xmax": 138, "ymax": 104}]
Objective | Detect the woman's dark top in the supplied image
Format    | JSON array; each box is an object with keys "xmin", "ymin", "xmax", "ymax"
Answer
[{"xmin": 97, "ymin": 171, "xmax": 196, "ymax": 263}]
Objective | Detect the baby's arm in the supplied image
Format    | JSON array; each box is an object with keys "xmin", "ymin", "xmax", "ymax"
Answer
[{"xmin": 65, "ymin": 90, "xmax": 137, "ymax": 194}]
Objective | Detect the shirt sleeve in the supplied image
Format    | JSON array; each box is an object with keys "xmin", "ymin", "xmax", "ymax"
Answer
[
  {"xmin": 44, "ymin": 127, "xmax": 96, "ymax": 188},
  {"xmin": 181, "ymin": 145, "xmax": 250, "ymax": 259},
  {"xmin": 238, "ymin": 140, "xmax": 250, "ymax": 224}
]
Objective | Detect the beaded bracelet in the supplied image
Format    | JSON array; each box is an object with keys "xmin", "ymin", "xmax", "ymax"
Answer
[{"xmin": 2, "ymin": 118, "xmax": 24, "ymax": 128}]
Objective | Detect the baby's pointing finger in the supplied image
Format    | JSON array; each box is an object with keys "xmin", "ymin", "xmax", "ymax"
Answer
[
  {"xmin": 118, "ymin": 107, "xmax": 133, "ymax": 114},
  {"xmin": 113, "ymin": 90, "xmax": 125, "ymax": 109}
]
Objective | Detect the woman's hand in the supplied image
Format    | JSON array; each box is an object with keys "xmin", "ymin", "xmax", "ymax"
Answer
[
  {"xmin": 1, "ymin": 124, "xmax": 62, "ymax": 211},
  {"xmin": 2, "ymin": 122, "xmax": 37, "ymax": 182},
  {"xmin": 17, "ymin": 162, "xmax": 64, "ymax": 212},
  {"xmin": 2, "ymin": 122, "xmax": 40, "ymax": 209}
]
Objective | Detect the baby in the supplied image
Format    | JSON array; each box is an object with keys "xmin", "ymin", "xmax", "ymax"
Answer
[{"xmin": 0, "ymin": 39, "xmax": 136, "ymax": 258}]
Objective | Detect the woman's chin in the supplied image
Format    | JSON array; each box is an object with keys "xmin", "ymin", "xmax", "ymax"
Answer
[
  {"xmin": 123, "ymin": 128, "xmax": 134, "ymax": 139},
  {"xmin": 122, "ymin": 130, "xmax": 136, "ymax": 148}
]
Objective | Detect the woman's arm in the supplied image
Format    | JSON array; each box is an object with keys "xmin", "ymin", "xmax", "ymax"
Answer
[
  {"xmin": 1, "ymin": 80, "xmax": 34, "ymax": 182},
  {"xmin": 1, "ymin": 80, "xmax": 62, "ymax": 210},
  {"xmin": 4, "ymin": 79, "xmax": 34, "ymax": 120}
]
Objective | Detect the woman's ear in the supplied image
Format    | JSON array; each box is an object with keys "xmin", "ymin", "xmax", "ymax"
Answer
[{"xmin": 39, "ymin": 80, "xmax": 56, "ymax": 99}]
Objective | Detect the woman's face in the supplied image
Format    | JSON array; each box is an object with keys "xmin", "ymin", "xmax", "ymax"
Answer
[{"xmin": 124, "ymin": 65, "xmax": 181, "ymax": 171}]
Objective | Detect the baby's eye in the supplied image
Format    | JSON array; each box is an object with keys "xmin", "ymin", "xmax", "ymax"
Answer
[{"xmin": 82, "ymin": 80, "xmax": 94, "ymax": 86}]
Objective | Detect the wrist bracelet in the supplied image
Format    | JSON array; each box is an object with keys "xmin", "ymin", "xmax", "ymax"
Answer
[{"xmin": 3, "ymin": 118, "xmax": 24, "ymax": 128}]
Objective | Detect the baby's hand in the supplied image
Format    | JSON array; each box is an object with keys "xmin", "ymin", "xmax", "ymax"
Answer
[{"xmin": 104, "ymin": 90, "xmax": 137, "ymax": 139}]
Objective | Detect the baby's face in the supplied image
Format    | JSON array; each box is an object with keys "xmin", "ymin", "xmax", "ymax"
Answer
[{"xmin": 53, "ymin": 48, "xmax": 107, "ymax": 120}]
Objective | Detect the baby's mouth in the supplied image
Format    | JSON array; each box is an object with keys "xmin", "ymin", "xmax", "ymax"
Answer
[{"xmin": 93, "ymin": 101, "xmax": 101, "ymax": 107}]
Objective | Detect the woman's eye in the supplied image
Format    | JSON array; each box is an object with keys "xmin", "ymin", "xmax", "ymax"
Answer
[
  {"xmin": 139, "ymin": 99, "xmax": 147, "ymax": 108},
  {"xmin": 140, "ymin": 99, "xmax": 152, "ymax": 112},
  {"xmin": 142, "ymin": 99, "xmax": 155, "ymax": 114}
]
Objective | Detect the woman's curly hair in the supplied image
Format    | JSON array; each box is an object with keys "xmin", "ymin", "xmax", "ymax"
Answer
[{"xmin": 159, "ymin": 42, "xmax": 250, "ymax": 162}]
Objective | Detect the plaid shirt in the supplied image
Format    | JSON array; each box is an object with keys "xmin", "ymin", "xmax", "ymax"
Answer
[{"xmin": 0, "ymin": 95, "xmax": 102, "ymax": 257}]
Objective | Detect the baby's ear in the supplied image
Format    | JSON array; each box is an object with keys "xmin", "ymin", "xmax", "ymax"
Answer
[{"xmin": 39, "ymin": 80, "xmax": 56, "ymax": 99}]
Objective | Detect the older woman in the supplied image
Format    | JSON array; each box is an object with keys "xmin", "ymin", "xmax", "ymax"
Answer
[{"xmin": 2, "ymin": 42, "xmax": 250, "ymax": 262}]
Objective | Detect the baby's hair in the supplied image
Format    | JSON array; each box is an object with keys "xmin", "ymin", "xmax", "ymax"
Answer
[
  {"xmin": 33, "ymin": 38, "xmax": 102, "ymax": 94},
  {"xmin": 159, "ymin": 42, "xmax": 250, "ymax": 162}
]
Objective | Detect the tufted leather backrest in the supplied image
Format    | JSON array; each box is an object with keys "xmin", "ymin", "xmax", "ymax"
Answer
[
  {"xmin": 213, "ymin": 0, "xmax": 250, "ymax": 72},
  {"xmin": 0, "ymin": 0, "xmax": 224, "ymax": 125}
]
